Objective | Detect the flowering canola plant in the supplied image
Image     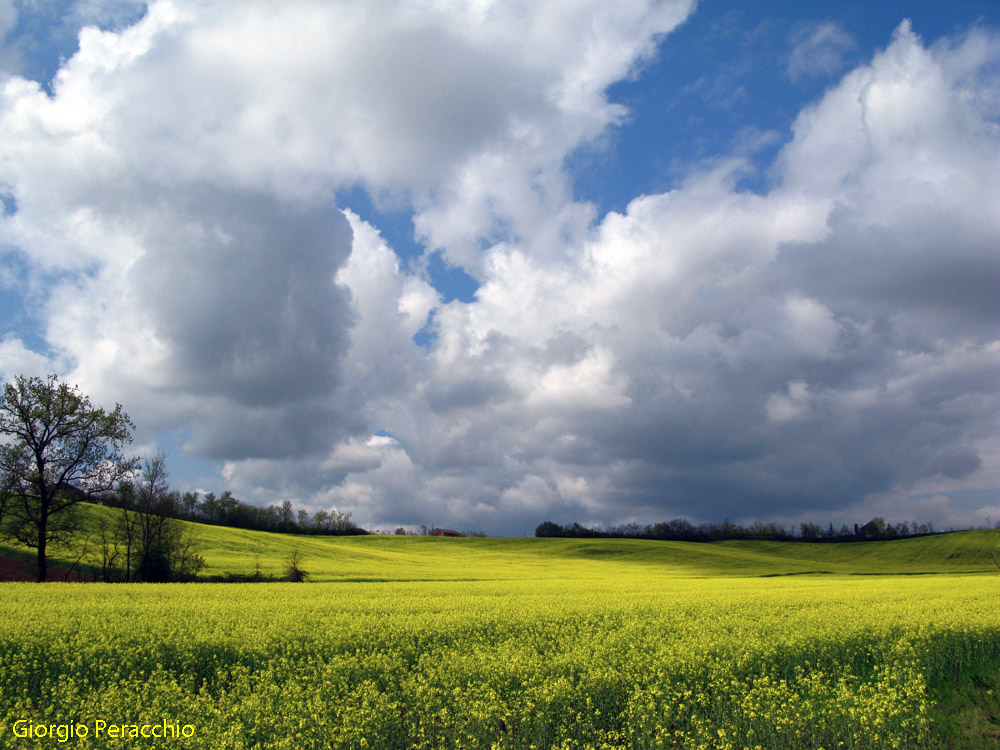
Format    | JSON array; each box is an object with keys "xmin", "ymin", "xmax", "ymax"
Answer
[{"xmin": 1, "ymin": 574, "xmax": 998, "ymax": 748}]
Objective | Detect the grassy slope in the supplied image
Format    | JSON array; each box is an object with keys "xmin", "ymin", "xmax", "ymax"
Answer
[{"xmin": 7, "ymin": 501, "xmax": 999, "ymax": 581}]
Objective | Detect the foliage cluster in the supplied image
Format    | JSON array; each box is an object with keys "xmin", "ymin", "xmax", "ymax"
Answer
[{"xmin": 1, "ymin": 575, "xmax": 998, "ymax": 748}]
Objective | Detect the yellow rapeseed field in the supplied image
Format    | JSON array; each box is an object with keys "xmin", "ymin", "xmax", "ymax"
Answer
[{"xmin": 2, "ymin": 573, "xmax": 998, "ymax": 748}]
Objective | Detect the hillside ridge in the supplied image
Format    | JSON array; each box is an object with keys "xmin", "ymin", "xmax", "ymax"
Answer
[{"xmin": 3, "ymin": 502, "xmax": 997, "ymax": 582}]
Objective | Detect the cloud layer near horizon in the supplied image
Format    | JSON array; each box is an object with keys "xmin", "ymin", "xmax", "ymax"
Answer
[{"xmin": 1, "ymin": 2, "xmax": 998, "ymax": 533}]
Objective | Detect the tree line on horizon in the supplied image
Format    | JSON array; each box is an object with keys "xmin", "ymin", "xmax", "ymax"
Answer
[
  {"xmin": 535, "ymin": 516, "xmax": 945, "ymax": 543},
  {"xmin": 96, "ymin": 481, "xmax": 367, "ymax": 537}
]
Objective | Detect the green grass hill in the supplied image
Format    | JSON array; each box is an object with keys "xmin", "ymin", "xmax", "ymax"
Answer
[{"xmin": 4, "ymin": 501, "xmax": 999, "ymax": 581}]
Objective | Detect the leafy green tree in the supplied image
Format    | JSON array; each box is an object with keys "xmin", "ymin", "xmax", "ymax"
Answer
[{"xmin": 0, "ymin": 374, "xmax": 138, "ymax": 581}]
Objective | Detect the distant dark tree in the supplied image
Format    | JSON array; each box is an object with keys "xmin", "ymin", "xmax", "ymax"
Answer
[
  {"xmin": 535, "ymin": 521, "xmax": 564, "ymax": 537},
  {"xmin": 566, "ymin": 522, "xmax": 603, "ymax": 538},
  {"xmin": 277, "ymin": 500, "xmax": 295, "ymax": 531},
  {"xmin": 667, "ymin": 518, "xmax": 696, "ymax": 540},
  {"xmin": 312, "ymin": 509, "xmax": 364, "ymax": 535},
  {"xmin": 647, "ymin": 522, "xmax": 669, "ymax": 539},
  {"xmin": 218, "ymin": 491, "xmax": 239, "ymax": 524},
  {"xmin": 800, "ymin": 522, "xmax": 824, "ymax": 541},
  {"xmin": 864, "ymin": 517, "xmax": 887, "ymax": 538},
  {"xmin": 616, "ymin": 521, "xmax": 644, "ymax": 538},
  {"xmin": 746, "ymin": 521, "xmax": 792, "ymax": 541},
  {"xmin": 201, "ymin": 492, "xmax": 219, "ymax": 523},
  {"xmin": 0, "ymin": 374, "xmax": 138, "ymax": 581},
  {"xmin": 181, "ymin": 491, "xmax": 201, "ymax": 519},
  {"xmin": 394, "ymin": 527, "xmax": 407, "ymax": 535}
]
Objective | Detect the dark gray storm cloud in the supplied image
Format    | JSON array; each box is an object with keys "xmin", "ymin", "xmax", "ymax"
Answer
[{"xmin": 130, "ymin": 189, "xmax": 355, "ymax": 408}]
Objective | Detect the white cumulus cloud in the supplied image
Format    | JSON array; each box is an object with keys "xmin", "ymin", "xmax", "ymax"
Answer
[{"xmin": 0, "ymin": 5, "xmax": 997, "ymax": 533}]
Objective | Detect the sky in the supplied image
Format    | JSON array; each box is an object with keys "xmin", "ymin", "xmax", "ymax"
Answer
[{"xmin": 0, "ymin": 0, "xmax": 998, "ymax": 535}]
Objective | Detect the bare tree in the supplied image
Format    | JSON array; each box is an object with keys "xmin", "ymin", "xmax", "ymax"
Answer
[
  {"xmin": 132, "ymin": 453, "xmax": 174, "ymax": 581},
  {"xmin": 113, "ymin": 454, "xmax": 203, "ymax": 582},
  {"xmin": 94, "ymin": 517, "xmax": 123, "ymax": 582},
  {"xmin": 0, "ymin": 374, "xmax": 138, "ymax": 581}
]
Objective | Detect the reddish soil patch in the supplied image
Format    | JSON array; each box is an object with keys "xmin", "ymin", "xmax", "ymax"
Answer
[{"xmin": 0, "ymin": 554, "xmax": 96, "ymax": 582}]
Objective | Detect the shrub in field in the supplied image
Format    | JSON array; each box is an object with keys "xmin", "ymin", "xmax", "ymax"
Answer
[{"xmin": 283, "ymin": 549, "xmax": 308, "ymax": 582}]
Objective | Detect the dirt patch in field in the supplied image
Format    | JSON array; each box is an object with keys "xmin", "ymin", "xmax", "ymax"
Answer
[{"xmin": 0, "ymin": 554, "xmax": 95, "ymax": 582}]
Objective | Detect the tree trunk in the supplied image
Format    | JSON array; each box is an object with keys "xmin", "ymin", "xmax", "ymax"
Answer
[{"xmin": 36, "ymin": 527, "xmax": 47, "ymax": 582}]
